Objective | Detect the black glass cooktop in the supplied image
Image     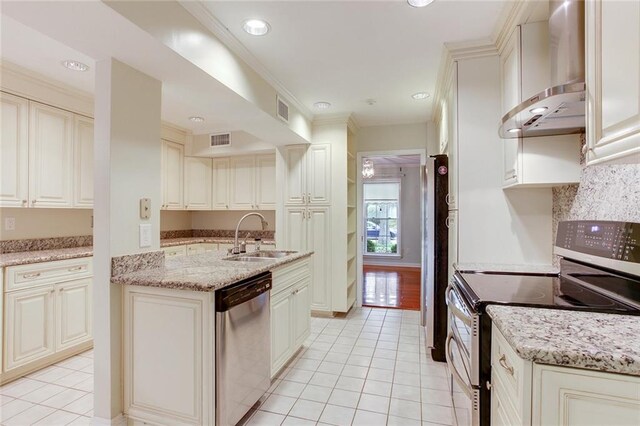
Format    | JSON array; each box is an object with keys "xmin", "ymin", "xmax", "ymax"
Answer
[{"xmin": 454, "ymin": 259, "xmax": 640, "ymax": 314}]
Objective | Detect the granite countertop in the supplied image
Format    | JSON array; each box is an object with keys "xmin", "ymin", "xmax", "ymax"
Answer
[
  {"xmin": 455, "ymin": 262, "xmax": 559, "ymax": 274},
  {"xmin": 0, "ymin": 246, "xmax": 94, "ymax": 268},
  {"xmin": 487, "ymin": 305, "xmax": 640, "ymax": 376},
  {"xmin": 0, "ymin": 238, "xmax": 277, "ymax": 268},
  {"xmin": 111, "ymin": 250, "xmax": 313, "ymax": 292}
]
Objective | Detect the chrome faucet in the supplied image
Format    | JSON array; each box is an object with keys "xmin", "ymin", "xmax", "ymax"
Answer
[{"xmin": 233, "ymin": 212, "xmax": 269, "ymax": 254}]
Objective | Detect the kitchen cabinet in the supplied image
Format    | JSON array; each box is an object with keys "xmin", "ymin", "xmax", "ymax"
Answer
[
  {"xmin": 211, "ymin": 158, "xmax": 230, "ymax": 210},
  {"xmin": 282, "ymin": 144, "xmax": 331, "ymax": 206},
  {"xmin": 499, "ymin": 23, "xmax": 581, "ymax": 188},
  {"xmin": 270, "ymin": 258, "xmax": 311, "ymax": 377},
  {"xmin": 0, "ymin": 92, "xmax": 29, "ymax": 207},
  {"xmin": 585, "ymin": 0, "xmax": 640, "ymax": 165},
  {"xmin": 73, "ymin": 115, "xmax": 94, "ymax": 208},
  {"xmin": 491, "ymin": 324, "xmax": 640, "ymax": 426},
  {"xmin": 229, "ymin": 154, "xmax": 276, "ymax": 210},
  {"xmin": 161, "ymin": 139, "xmax": 184, "ymax": 210},
  {"xmin": 2, "ymin": 257, "xmax": 93, "ymax": 383},
  {"xmin": 28, "ymin": 101, "xmax": 74, "ymax": 208},
  {"xmin": 185, "ymin": 243, "xmax": 217, "ymax": 255},
  {"xmin": 162, "ymin": 245, "xmax": 187, "ymax": 258},
  {"xmin": 184, "ymin": 156, "xmax": 212, "ymax": 210}
]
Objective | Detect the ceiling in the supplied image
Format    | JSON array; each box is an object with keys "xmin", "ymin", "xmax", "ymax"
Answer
[{"xmin": 199, "ymin": 0, "xmax": 508, "ymax": 127}]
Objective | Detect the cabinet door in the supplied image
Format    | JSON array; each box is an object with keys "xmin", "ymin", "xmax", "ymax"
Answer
[
  {"xmin": 74, "ymin": 115, "xmax": 94, "ymax": 208},
  {"xmin": 186, "ymin": 244, "xmax": 205, "ymax": 256},
  {"xmin": 500, "ymin": 26, "xmax": 522, "ymax": 115},
  {"xmin": 307, "ymin": 144, "xmax": 331, "ymax": 205},
  {"xmin": 270, "ymin": 291, "xmax": 293, "ymax": 376},
  {"xmin": 292, "ymin": 280, "xmax": 310, "ymax": 348},
  {"xmin": 56, "ymin": 278, "xmax": 92, "ymax": 351},
  {"xmin": 0, "ymin": 92, "xmax": 29, "ymax": 207},
  {"xmin": 503, "ymin": 139, "xmax": 521, "ymax": 186},
  {"xmin": 284, "ymin": 207, "xmax": 307, "ymax": 252},
  {"xmin": 29, "ymin": 102, "xmax": 74, "ymax": 208},
  {"xmin": 283, "ymin": 145, "xmax": 307, "ymax": 205},
  {"xmin": 5, "ymin": 286, "xmax": 55, "ymax": 371},
  {"xmin": 212, "ymin": 158, "xmax": 230, "ymax": 210},
  {"xmin": 307, "ymin": 207, "xmax": 331, "ymax": 312},
  {"xmin": 255, "ymin": 154, "xmax": 276, "ymax": 210},
  {"xmin": 586, "ymin": 0, "xmax": 640, "ymax": 164},
  {"xmin": 161, "ymin": 140, "xmax": 184, "ymax": 210},
  {"xmin": 184, "ymin": 156, "xmax": 212, "ymax": 210},
  {"xmin": 533, "ymin": 364, "xmax": 640, "ymax": 426},
  {"xmin": 229, "ymin": 156, "xmax": 256, "ymax": 210}
]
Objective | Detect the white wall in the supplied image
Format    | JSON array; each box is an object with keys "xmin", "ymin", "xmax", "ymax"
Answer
[
  {"xmin": 363, "ymin": 165, "xmax": 421, "ymax": 267},
  {"xmin": 357, "ymin": 122, "xmax": 428, "ymax": 153},
  {"xmin": 0, "ymin": 208, "xmax": 93, "ymax": 240},
  {"xmin": 191, "ymin": 210, "xmax": 276, "ymax": 231}
]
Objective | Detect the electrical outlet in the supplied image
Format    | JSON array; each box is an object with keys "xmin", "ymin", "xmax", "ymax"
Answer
[
  {"xmin": 139, "ymin": 224, "xmax": 152, "ymax": 248},
  {"xmin": 4, "ymin": 217, "xmax": 15, "ymax": 231}
]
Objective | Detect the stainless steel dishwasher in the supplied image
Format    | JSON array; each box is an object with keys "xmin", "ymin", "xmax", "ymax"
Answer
[{"xmin": 216, "ymin": 272, "xmax": 272, "ymax": 426}]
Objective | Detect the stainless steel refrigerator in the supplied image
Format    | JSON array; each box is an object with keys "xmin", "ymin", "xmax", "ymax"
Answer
[{"xmin": 421, "ymin": 154, "xmax": 449, "ymax": 362}]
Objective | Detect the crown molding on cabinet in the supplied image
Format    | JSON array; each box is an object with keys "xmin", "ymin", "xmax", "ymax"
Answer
[
  {"xmin": 313, "ymin": 113, "xmax": 354, "ymax": 128},
  {"xmin": 178, "ymin": 0, "xmax": 313, "ymax": 122}
]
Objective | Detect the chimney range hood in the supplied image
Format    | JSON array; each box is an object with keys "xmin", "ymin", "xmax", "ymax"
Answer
[{"xmin": 499, "ymin": 0, "xmax": 585, "ymax": 139}]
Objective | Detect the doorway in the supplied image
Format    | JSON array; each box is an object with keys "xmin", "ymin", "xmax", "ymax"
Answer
[{"xmin": 357, "ymin": 153, "xmax": 424, "ymax": 310}]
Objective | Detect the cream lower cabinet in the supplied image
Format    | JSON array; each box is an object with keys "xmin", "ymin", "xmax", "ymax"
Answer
[
  {"xmin": 586, "ymin": 0, "xmax": 640, "ymax": 165},
  {"xmin": 491, "ymin": 324, "xmax": 640, "ymax": 425},
  {"xmin": 270, "ymin": 258, "xmax": 311, "ymax": 378},
  {"xmin": 2, "ymin": 258, "xmax": 93, "ymax": 384}
]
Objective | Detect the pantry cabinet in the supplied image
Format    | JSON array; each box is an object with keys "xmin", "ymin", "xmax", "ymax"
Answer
[
  {"xmin": 184, "ymin": 156, "xmax": 212, "ymax": 210},
  {"xmin": 161, "ymin": 140, "xmax": 184, "ymax": 210},
  {"xmin": 585, "ymin": 0, "xmax": 640, "ymax": 164},
  {"xmin": 73, "ymin": 115, "xmax": 94, "ymax": 208},
  {"xmin": 282, "ymin": 145, "xmax": 331, "ymax": 206},
  {"xmin": 0, "ymin": 92, "xmax": 29, "ymax": 207}
]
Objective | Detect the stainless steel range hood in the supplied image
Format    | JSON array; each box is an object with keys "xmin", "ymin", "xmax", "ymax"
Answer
[{"xmin": 499, "ymin": 0, "xmax": 585, "ymax": 139}]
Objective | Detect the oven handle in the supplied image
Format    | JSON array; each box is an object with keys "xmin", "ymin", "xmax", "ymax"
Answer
[
  {"xmin": 445, "ymin": 333, "xmax": 473, "ymax": 399},
  {"xmin": 445, "ymin": 285, "xmax": 472, "ymax": 327}
]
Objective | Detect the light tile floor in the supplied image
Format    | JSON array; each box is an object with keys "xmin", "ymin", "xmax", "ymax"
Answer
[
  {"xmin": 0, "ymin": 307, "xmax": 459, "ymax": 426},
  {"xmin": 1, "ymin": 350, "xmax": 93, "ymax": 425}
]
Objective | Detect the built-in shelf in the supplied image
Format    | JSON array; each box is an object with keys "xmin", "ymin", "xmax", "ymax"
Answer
[
  {"xmin": 347, "ymin": 151, "xmax": 355, "ymax": 160},
  {"xmin": 347, "ymin": 230, "xmax": 356, "ymax": 235},
  {"xmin": 347, "ymin": 177, "xmax": 355, "ymax": 184},
  {"xmin": 347, "ymin": 254, "xmax": 356, "ymax": 262},
  {"xmin": 347, "ymin": 204, "xmax": 356, "ymax": 209}
]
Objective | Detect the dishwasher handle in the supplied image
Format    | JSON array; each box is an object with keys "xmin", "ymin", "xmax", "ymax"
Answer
[{"xmin": 215, "ymin": 272, "xmax": 272, "ymax": 312}]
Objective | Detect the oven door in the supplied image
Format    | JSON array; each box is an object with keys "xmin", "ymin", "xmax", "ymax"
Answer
[{"xmin": 446, "ymin": 283, "xmax": 481, "ymax": 426}]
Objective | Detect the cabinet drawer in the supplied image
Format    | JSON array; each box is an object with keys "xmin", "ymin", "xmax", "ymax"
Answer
[
  {"xmin": 491, "ymin": 326, "xmax": 532, "ymax": 418},
  {"xmin": 272, "ymin": 258, "xmax": 310, "ymax": 295},
  {"xmin": 162, "ymin": 245, "xmax": 187, "ymax": 258},
  {"xmin": 5, "ymin": 257, "xmax": 92, "ymax": 292}
]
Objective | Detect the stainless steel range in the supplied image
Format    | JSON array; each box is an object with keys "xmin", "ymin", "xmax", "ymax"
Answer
[{"xmin": 446, "ymin": 220, "xmax": 640, "ymax": 425}]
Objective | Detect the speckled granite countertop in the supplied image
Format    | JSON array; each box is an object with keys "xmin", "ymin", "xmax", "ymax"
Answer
[
  {"xmin": 160, "ymin": 237, "xmax": 276, "ymax": 247},
  {"xmin": 111, "ymin": 250, "xmax": 313, "ymax": 292},
  {"xmin": 0, "ymin": 238, "xmax": 277, "ymax": 267},
  {"xmin": 455, "ymin": 263, "xmax": 559, "ymax": 274},
  {"xmin": 487, "ymin": 305, "xmax": 640, "ymax": 376},
  {"xmin": 0, "ymin": 247, "xmax": 94, "ymax": 268}
]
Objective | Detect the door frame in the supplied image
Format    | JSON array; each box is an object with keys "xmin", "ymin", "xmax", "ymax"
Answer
[{"xmin": 356, "ymin": 149, "xmax": 427, "ymax": 308}]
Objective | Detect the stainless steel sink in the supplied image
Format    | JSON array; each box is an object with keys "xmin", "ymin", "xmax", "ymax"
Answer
[{"xmin": 247, "ymin": 251, "xmax": 296, "ymax": 258}]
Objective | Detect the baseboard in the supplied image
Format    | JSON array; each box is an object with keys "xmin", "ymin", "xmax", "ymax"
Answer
[
  {"xmin": 91, "ymin": 414, "xmax": 126, "ymax": 426},
  {"xmin": 363, "ymin": 262, "xmax": 421, "ymax": 268}
]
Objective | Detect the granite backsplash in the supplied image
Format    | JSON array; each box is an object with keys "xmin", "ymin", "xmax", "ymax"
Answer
[
  {"xmin": 0, "ymin": 235, "xmax": 93, "ymax": 254},
  {"xmin": 161, "ymin": 229, "xmax": 276, "ymax": 240}
]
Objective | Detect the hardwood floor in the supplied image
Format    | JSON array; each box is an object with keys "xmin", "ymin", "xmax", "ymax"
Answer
[{"xmin": 362, "ymin": 265, "xmax": 421, "ymax": 310}]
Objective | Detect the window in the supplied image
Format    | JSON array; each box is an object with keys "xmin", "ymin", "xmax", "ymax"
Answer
[{"xmin": 364, "ymin": 181, "xmax": 400, "ymax": 255}]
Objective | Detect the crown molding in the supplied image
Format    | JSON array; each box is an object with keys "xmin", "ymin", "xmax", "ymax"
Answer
[
  {"xmin": 347, "ymin": 115, "xmax": 360, "ymax": 133},
  {"xmin": 178, "ymin": 0, "xmax": 313, "ymax": 122},
  {"xmin": 312, "ymin": 113, "xmax": 353, "ymax": 127},
  {"xmin": 492, "ymin": 0, "xmax": 542, "ymax": 54}
]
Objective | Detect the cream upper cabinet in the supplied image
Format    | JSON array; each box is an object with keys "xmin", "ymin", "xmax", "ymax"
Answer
[
  {"xmin": 161, "ymin": 140, "xmax": 184, "ymax": 210},
  {"xmin": 283, "ymin": 145, "xmax": 307, "ymax": 205},
  {"xmin": 73, "ymin": 115, "xmax": 94, "ymax": 208},
  {"xmin": 29, "ymin": 101, "xmax": 74, "ymax": 208},
  {"xmin": 229, "ymin": 156, "xmax": 256, "ymax": 210},
  {"xmin": 56, "ymin": 278, "xmax": 92, "ymax": 351},
  {"xmin": 307, "ymin": 144, "xmax": 331, "ymax": 205},
  {"xmin": 0, "ymin": 92, "xmax": 29, "ymax": 207},
  {"xmin": 500, "ymin": 26, "xmax": 522, "ymax": 116},
  {"xmin": 184, "ymin": 156, "xmax": 212, "ymax": 210},
  {"xmin": 586, "ymin": 0, "xmax": 640, "ymax": 164},
  {"xmin": 211, "ymin": 158, "xmax": 230, "ymax": 210},
  {"xmin": 255, "ymin": 154, "xmax": 276, "ymax": 209}
]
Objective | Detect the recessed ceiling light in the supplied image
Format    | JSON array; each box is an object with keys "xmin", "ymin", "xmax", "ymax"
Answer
[
  {"xmin": 61, "ymin": 60, "xmax": 89, "ymax": 72},
  {"xmin": 243, "ymin": 19, "xmax": 270, "ymax": 36},
  {"xmin": 189, "ymin": 116, "xmax": 205, "ymax": 123},
  {"xmin": 530, "ymin": 107, "xmax": 548, "ymax": 114},
  {"xmin": 412, "ymin": 92, "xmax": 430, "ymax": 100},
  {"xmin": 313, "ymin": 101, "xmax": 331, "ymax": 109},
  {"xmin": 507, "ymin": 128, "xmax": 521, "ymax": 133},
  {"xmin": 408, "ymin": 0, "xmax": 436, "ymax": 8}
]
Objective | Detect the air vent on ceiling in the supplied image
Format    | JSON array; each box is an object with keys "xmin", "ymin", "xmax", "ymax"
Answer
[
  {"xmin": 210, "ymin": 132, "xmax": 231, "ymax": 147},
  {"xmin": 276, "ymin": 95, "xmax": 289, "ymax": 123}
]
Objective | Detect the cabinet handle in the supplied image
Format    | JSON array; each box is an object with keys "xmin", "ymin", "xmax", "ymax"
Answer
[
  {"xmin": 226, "ymin": 205, "xmax": 229, "ymax": 209},
  {"xmin": 445, "ymin": 216, "xmax": 451, "ymax": 228},
  {"xmin": 498, "ymin": 354, "xmax": 514, "ymax": 376},
  {"xmin": 32, "ymin": 199, "xmax": 37, "ymax": 204},
  {"xmin": 22, "ymin": 199, "xmax": 27, "ymax": 205},
  {"xmin": 307, "ymin": 193, "xmax": 311, "ymax": 204},
  {"xmin": 50, "ymin": 289, "xmax": 55, "ymax": 294},
  {"xmin": 22, "ymin": 272, "xmax": 41, "ymax": 279},
  {"xmin": 68, "ymin": 266, "xmax": 84, "ymax": 272}
]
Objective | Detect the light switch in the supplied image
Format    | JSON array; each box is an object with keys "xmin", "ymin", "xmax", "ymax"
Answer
[
  {"xmin": 140, "ymin": 198, "xmax": 151, "ymax": 219},
  {"xmin": 139, "ymin": 224, "xmax": 152, "ymax": 248}
]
